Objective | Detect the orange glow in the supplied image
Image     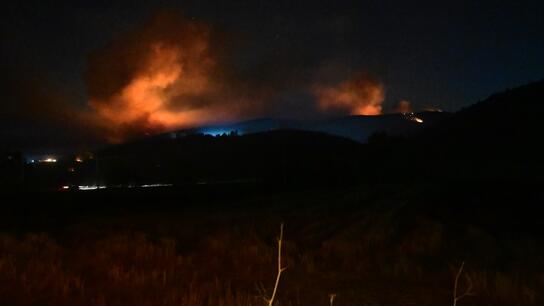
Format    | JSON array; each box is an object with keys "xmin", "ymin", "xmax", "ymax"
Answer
[
  {"xmin": 313, "ymin": 74, "xmax": 384, "ymax": 115},
  {"xmin": 86, "ymin": 13, "xmax": 399, "ymax": 142},
  {"xmin": 89, "ymin": 39, "xmax": 219, "ymax": 141},
  {"xmin": 86, "ymin": 13, "xmax": 252, "ymax": 142},
  {"xmin": 91, "ymin": 45, "xmax": 183, "ymax": 126}
]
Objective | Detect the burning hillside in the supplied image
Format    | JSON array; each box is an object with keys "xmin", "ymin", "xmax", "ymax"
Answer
[{"xmin": 86, "ymin": 12, "xmax": 263, "ymax": 142}]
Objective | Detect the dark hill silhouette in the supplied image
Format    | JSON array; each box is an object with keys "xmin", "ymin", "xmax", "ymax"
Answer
[
  {"xmin": 97, "ymin": 129, "xmax": 364, "ymax": 187},
  {"xmin": 4, "ymin": 81, "xmax": 542, "ymax": 192},
  {"xmin": 412, "ymin": 79, "xmax": 544, "ymax": 180},
  {"xmin": 355, "ymin": 79, "xmax": 544, "ymax": 181},
  {"xmin": 94, "ymin": 111, "xmax": 450, "ymax": 188},
  {"xmin": 423, "ymin": 79, "xmax": 544, "ymax": 146}
]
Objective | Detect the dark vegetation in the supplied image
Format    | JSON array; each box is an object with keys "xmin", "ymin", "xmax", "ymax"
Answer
[
  {"xmin": 1, "ymin": 184, "xmax": 543, "ymax": 306},
  {"xmin": 97, "ymin": 130, "xmax": 363, "ymax": 187},
  {"xmin": 1, "ymin": 80, "xmax": 544, "ymax": 305}
]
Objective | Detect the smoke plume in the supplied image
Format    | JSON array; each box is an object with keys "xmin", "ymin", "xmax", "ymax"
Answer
[
  {"xmin": 312, "ymin": 73, "xmax": 385, "ymax": 116},
  {"xmin": 86, "ymin": 12, "xmax": 392, "ymax": 142},
  {"xmin": 86, "ymin": 12, "xmax": 264, "ymax": 142}
]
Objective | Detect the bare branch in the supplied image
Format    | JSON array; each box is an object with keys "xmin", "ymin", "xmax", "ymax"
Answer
[
  {"xmin": 329, "ymin": 293, "xmax": 337, "ymax": 306},
  {"xmin": 265, "ymin": 223, "xmax": 287, "ymax": 306},
  {"xmin": 453, "ymin": 262, "xmax": 475, "ymax": 306}
]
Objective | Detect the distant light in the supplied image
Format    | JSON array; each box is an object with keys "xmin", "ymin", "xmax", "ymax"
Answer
[
  {"xmin": 199, "ymin": 128, "xmax": 240, "ymax": 137},
  {"xmin": 75, "ymin": 157, "xmax": 83, "ymax": 163},
  {"xmin": 423, "ymin": 107, "xmax": 443, "ymax": 112},
  {"xmin": 203, "ymin": 129, "xmax": 229, "ymax": 136},
  {"xmin": 78, "ymin": 185, "xmax": 97, "ymax": 190},
  {"xmin": 42, "ymin": 157, "xmax": 57, "ymax": 163},
  {"xmin": 140, "ymin": 183, "xmax": 173, "ymax": 188},
  {"xmin": 402, "ymin": 112, "xmax": 424, "ymax": 124},
  {"xmin": 62, "ymin": 185, "xmax": 70, "ymax": 190},
  {"xmin": 78, "ymin": 185, "xmax": 106, "ymax": 191}
]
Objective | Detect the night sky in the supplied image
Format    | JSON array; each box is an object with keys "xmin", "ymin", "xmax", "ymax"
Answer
[{"xmin": 1, "ymin": 0, "xmax": 543, "ymax": 149}]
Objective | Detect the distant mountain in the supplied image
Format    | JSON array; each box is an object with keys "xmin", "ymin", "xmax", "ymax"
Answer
[
  {"xmin": 168, "ymin": 111, "xmax": 450, "ymax": 143},
  {"xmin": 309, "ymin": 112, "xmax": 448, "ymax": 143},
  {"xmin": 6, "ymin": 80, "xmax": 543, "ymax": 192},
  {"xmin": 94, "ymin": 111, "xmax": 453, "ymax": 186}
]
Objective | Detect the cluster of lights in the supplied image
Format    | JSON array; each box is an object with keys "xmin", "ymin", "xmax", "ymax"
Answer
[
  {"xmin": 28, "ymin": 157, "xmax": 58, "ymax": 164},
  {"xmin": 28, "ymin": 154, "xmax": 92, "ymax": 165},
  {"xmin": 78, "ymin": 185, "xmax": 107, "ymax": 191},
  {"xmin": 60, "ymin": 183, "xmax": 173, "ymax": 191},
  {"xmin": 140, "ymin": 183, "xmax": 173, "ymax": 188},
  {"xmin": 402, "ymin": 112, "xmax": 424, "ymax": 124},
  {"xmin": 199, "ymin": 128, "xmax": 240, "ymax": 137}
]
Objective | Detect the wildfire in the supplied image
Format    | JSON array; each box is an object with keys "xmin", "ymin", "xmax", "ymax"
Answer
[
  {"xmin": 86, "ymin": 12, "xmax": 247, "ymax": 142},
  {"xmin": 85, "ymin": 12, "xmax": 422, "ymax": 143}
]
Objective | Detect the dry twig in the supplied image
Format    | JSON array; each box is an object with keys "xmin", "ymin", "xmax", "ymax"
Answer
[
  {"xmin": 263, "ymin": 223, "xmax": 287, "ymax": 306},
  {"xmin": 453, "ymin": 262, "xmax": 475, "ymax": 306}
]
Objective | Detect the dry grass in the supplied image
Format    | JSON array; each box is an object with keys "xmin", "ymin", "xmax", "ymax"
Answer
[{"xmin": 1, "ymin": 188, "xmax": 543, "ymax": 306}]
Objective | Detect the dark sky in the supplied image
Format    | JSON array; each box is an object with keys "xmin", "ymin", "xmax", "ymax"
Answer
[{"xmin": 1, "ymin": 0, "xmax": 543, "ymax": 149}]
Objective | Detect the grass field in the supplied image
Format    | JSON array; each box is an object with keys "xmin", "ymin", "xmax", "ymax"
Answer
[{"xmin": 1, "ymin": 184, "xmax": 543, "ymax": 306}]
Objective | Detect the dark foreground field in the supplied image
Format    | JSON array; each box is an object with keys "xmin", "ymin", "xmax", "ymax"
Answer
[{"xmin": 1, "ymin": 183, "xmax": 543, "ymax": 306}]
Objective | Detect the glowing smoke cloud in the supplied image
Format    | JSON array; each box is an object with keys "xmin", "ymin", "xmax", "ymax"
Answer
[
  {"xmin": 86, "ymin": 12, "xmax": 392, "ymax": 142},
  {"xmin": 312, "ymin": 74, "xmax": 385, "ymax": 115},
  {"xmin": 86, "ymin": 12, "xmax": 256, "ymax": 142}
]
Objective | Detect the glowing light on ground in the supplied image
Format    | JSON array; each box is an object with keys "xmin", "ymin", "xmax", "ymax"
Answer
[
  {"xmin": 402, "ymin": 112, "xmax": 424, "ymax": 124},
  {"xmin": 74, "ymin": 183, "xmax": 172, "ymax": 191},
  {"xmin": 140, "ymin": 183, "xmax": 174, "ymax": 188},
  {"xmin": 78, "ymin": 185, "xmax": 107, "ymax": 191},
  {"xmin": 199, "ymin": 128, "xmax": 238, "ymax": 136}
]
